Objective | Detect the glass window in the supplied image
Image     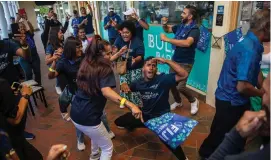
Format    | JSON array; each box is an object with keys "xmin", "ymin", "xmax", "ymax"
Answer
[
  {"xmin": 99, "ymin": 1, "xmax": 127, "ymax": 21},
  {"xmin": 134, "ymin": 1, "xmax": 214, "ymax": 27}
]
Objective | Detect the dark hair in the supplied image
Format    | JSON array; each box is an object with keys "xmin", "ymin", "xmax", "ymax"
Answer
[
  {"xmin": 10, "ymin": 17, "xmax": 15, "ymax": 20},
  {"xmin": 49, "ymin": 8, "xmax": 53, "ymax": 11},
  {"xmin": 77, "ymin": 35, "xmax": 112, "ymax": 95},
  {"xmin": 185, "ymin": 5, "xmax": 198, "ymax": 20},
  {"xmin": 80, "ymin": 7, "xmax": 86, "ymax": 11},
  {"xmin": 48, "ymin": 26, "xmax": 62, "ymax": 50},
  {"xmin": 77, "ymin": 26, "xmax": 85, "ymax": 34},
  {"xmin": 52, "ymin": 13, "xmax": 57, "ymax": 18},
  {"xmin": 118, "ymin": 20, "xmax": 136, "ymax": 37},
  {"xmin": 144, "ymin": 56, "xmax": 158, "ymax": 66},
  {"xmin": 73, "ymin": 10, "xmax": 78, "ymax": 15},
  {"xmin": 63, "ymin": 36, "xmax": 81, "ymax": 60},
  {"xmin": 144, "ymin": 56, "xmax": 155, "ymax": 64}
]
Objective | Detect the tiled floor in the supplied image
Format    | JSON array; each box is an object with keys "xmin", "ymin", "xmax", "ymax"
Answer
[{"xmin": 26, "ymin": 31, "xmax": 215, "ymax": 160}]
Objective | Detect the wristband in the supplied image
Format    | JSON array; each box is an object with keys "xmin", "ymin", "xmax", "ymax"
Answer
[
  {"xmin": 137, "ymin": 18, "xmax": 141, "ymax": 22},
  {"xmin": 120, "ymin": 98, "xmax": 127, "ymax": 106},
  {"xmin": 49, "ymin": 67, "xmax": 56, "ymax": 72}
]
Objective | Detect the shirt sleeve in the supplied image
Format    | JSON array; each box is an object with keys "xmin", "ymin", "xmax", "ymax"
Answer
[
  {"xmin": 129, "ymin": 81, "xmax": 137, "ymax": 92},
  {"xmin": 104, "ymin": 17, "xmax": 108, "ymax": 27},
  {"xmin": 208, "ymin": 128, "xmax": 246, "ymax": 160},
  {"xmin": 55, "ymin": 60, "xmax": 65, "ymax": 74},
  {"xmin": 0, "ymin": 129, "xmax": 14, "ymax": 157},
  {"xmin": 99, "ymin": 70, "xmax": 116, "ymax": 89},
  {"xmin": 7, "ymin": 40, "xmax": 20, "ymax": 56},
  {"xmin": 237, "ymin": 50, "xmax": 259, "ymax": 84},
  {"xmin": 71, "ymin": 19, "xmax": 74, "ymax": 26},
  {"xmin": 114, "ymin": 37, "xmax": 122, "ymax": 49},
  {"xmin": 160, "ymin": 73, "xmax": 177, "ymax": 88},
  {"xmin": 135, "ymin": 39, "xmax": 145, "ymax": 57},
  {"xmin": 188, "ymin": 28, "xmax": 200, "ymax": 43},
  {"xmin": 172, "ymin": 25, "xmax": 179, "ymax": 34},
  {"xmin": 0, "ymin": 79, "xmax": 18, "ymax": 119},
  {"xmin": 45, "ymin": 44, "xmax": 54, "ymax": 55},
  {"xmin": 79, "ymin": 17, "xmax": 83, "ymax": 23}
]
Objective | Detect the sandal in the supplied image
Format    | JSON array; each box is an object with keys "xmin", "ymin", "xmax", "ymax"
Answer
[{"xmin": 61, "ymin": 113, "xmax": 71, "ymax": 122}]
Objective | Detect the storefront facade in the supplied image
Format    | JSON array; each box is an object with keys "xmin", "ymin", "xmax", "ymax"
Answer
[
  {"xmin": 97, "ymin": 1, "xmax": 214, "ymax": 99},
  {"xmin": 52, "ymin": 1, "xmax": 269, "ymax": 107}
]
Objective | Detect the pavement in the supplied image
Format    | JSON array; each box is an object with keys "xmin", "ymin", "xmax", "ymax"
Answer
[{"xmin": 25, "ymin": 31, "xmax": 215, "ymax": 160}]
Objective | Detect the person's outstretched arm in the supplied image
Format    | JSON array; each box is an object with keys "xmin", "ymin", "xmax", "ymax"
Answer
[
  {"xmin": 153, "ymin": 58, "xmax": 188, "ymax": 82},
  {"xmin": 101, "ymin": 87, "xmax": 143, "ymax": 121}
]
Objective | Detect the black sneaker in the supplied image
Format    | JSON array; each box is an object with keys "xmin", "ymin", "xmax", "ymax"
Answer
[{"xmin": 24, "ymin": 131, "xmax": 35, "ymax": 140}]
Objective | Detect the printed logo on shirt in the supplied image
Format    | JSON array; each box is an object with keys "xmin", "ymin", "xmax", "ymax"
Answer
[
  {"xmin": 141, "ymin": 91, "xmax": 159, "ymax": 100},
  {"xmin": 238, "ymin": 37, "xmax": 244, "ymax": 42},
  {"xmin": 0, "ymin": 53, "xmax": 9, "ymax": 73},
  {"xmin": 149, "ymin": 84, "xmax": 158, "ymax": 89}
]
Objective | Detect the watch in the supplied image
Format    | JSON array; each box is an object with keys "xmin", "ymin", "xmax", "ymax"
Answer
[{"xmin": 22, "ymin": 94, "xmax": 30, "ymax": 100}]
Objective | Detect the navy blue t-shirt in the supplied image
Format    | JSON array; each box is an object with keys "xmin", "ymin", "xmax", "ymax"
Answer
[
  {"xmin": 172, "ymin": 25, "xmax": 200, "ymax": 64},
  {"xmin": 130, "ymin": 73, "xmax": 176, "ymax": 121},
  {"xmin": 79, "ymin": 14, "xmax": 94, "ymax": 35},
  {"xmin": 71, "ymin": 71, "xmax": 116, "ymax": 126},
  {"xmin": 135, "ymin": 20, "xmax": 145, "ymax": 41},
  {"xmin": 114, "ymin": 36, "xmax": 144, "ymax": 70},
  {"xmin": 0, "ymin": 40, "xmax": 20, "ymax": 85},
  {"xmin": 104, "ymin": 14, "xmax": 122, "ymax": 39},
  {"xmin": 45, "ymin": 43, "xmax": 54, "ymax": 55},
  {"xmin": 56, "ymin": 57, "xmax": 82, "ymax": 94}
]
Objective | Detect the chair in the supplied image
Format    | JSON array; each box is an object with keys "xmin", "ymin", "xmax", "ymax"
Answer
[{"xmin": 22, "ymin": 80, "xmax": 48, "ymax": 116}]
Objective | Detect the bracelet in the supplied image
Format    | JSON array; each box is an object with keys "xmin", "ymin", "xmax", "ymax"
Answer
[
  {"xmin": 22, "ymin": 45, "xmax": 29, "ymax": 50},
  {"xmin": 49, "ymin": 67, "xmax": 56, "ymax": 72},
  {"xmin": 120, "ymin": 98, "xmax": 126, "ymax": 106},
  {"xmin": 137, "ymin": 18, "xmax": 141, "ymax": 22}
]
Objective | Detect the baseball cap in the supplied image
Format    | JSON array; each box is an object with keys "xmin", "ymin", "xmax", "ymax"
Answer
[
  {"xmin": 108, "ymin": 6, "xmax": 114, "ymax": 12},
  {"xmin": 123, "ymin": 8, "xmax": 136, "ymax": 16}
]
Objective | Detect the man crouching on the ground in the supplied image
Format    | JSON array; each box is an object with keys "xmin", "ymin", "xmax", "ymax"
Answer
[{"xmin": 115, "ymin": 56, "xmax": 189, "ymax": 160}]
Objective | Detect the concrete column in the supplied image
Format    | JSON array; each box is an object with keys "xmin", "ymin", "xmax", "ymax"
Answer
[
  {"xmin": 8, "ymin": 2, "xmax": 15, "ymax": 17},
  {"xmin": 1, "ymin": 1, "xmax": 11, "ymax": 30},
  {"xmin": 15, "ymin": 1, "xmax": 19, "ymax": 11},
  {"xmin": 206, "ymin": 1, "xmax": 234, "ymax": 107},
  {"xmin": 0, "ymin": 2, "xmax": 8, "ymax": 38},
  {"xmin": 12, "ymin": 2, "xmax": 17, "ymax": 16}
]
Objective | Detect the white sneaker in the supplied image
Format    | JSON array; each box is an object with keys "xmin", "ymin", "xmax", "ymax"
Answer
[
  {"xmin": 170, "ymin": 102, "xmax": 183, "ymax": 110},
  {"xmin": 117, "ymin": 126, "xmax": 125, "ymax": 129},
  {"xmin": 119, "ymin": 104, "xmax": 125, "ymax": 109},
  {"xmin": 55, "ymin": 86, "xmax": 62, "ymax": 95},
  {"xmin": 108, "ymin": 131, "xmax": 115, "ymax": 139},
  {"xmin": 89, "ymin": 151, "xmax": 101, "ymax": 160},
  {"xmin": 77, "ymin": 141, "xmax": 86, "ymax": 151},
  {"xmin": 190, "ymin": 98, "xmax": 199, "ymax": 115}
]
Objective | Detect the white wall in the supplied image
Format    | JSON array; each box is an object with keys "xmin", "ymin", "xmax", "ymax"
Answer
[
  {"xmin": 206, "ymin": 1, "xmax": 233, "ymax": 107},
  {"xmin": 18, "ymin": 1, "xmax": 38, "ymax": 30}
]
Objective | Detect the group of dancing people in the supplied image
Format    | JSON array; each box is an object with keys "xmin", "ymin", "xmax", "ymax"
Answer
[{"xmin": 0, "ymin": 3, "xmax": 270, "ymax": 160}]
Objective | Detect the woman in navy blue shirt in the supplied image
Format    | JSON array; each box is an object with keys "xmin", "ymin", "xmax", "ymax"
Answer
[
  {"xmin": 45, "ymin": 26, "xmax": 66, "ymax": 95},
  {"xmin": 71, "ymin": 36, "xmax": 142, "ymax": 160},
  {"xmin": 48, "ymin": 36, "xmax": 82, "ymax": 121},
  {"xmin": 112, "ymin": 21, "xmax": 145, "ymax": 108}
]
